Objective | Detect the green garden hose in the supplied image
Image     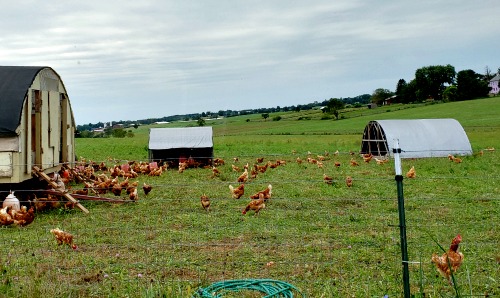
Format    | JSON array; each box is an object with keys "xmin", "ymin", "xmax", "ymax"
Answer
[{"xmin": 192, "ymin": 278, "xmax": 305, "ymax": 297}]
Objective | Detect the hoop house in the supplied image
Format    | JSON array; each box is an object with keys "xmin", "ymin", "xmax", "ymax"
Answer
[{"xmin": 360, "ymin": 119, "xmax": 472, "ymax": 158}]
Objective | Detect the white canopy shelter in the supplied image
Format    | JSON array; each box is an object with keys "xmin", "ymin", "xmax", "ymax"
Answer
[
  {"xmin": 148, "ymin": 127, "xmax": 213, "ymax": 166},
  {"xmin": 360, "ymin": 119, "xmax": 473, "ymax": 158}
]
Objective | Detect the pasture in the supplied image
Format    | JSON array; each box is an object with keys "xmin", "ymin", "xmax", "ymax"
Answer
[{"xmin": 1, "ymin": 98, "xmax": 499, "ymax": 297}]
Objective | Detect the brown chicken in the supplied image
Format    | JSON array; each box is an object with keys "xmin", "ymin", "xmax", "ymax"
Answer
[
  {"xmin": 431, "ymin": 234, "xmax": 464, "ymax": 285},
  {"xmin": 129, "ymin": 187, "xmax": 139, "ymax": 201},
  {"xmin": 345, "ymin": 176, "xmax": 353, "ymax": 188},
  {"xmin": 237, "ymin": 169, "xmax": 248, "ymax": 183},
  {"xmin": 254, "ymin": 163, "xmax": 268, "ymax": 173},
  {"xmin": 200, "ymin": 194, "xmax": 210, "ymax": 211},
  {"xmin": 350, "ymin": 158, "xmax": 359, "ymax": 166},
  {"xmin": 362, "ymin": 153, "xmax": 373, "ymax": 163},
  {"xmin": 249, "ymin": 184, "xmax": 272, "ymax": 201},
  {"xmin": 0, "ymin": 206, "xmax": 14, "ymax": 226},
  {"xmin": 375, "ymin": 157, "xmax": 389, "ymax": 165},
  {"xmin": 72, "ymin": 182, "xmax": 91, "ymax": 195},
  {"xmin": 213, "ymin": 158, "xmax": 225, "ymax": 166},
  {"xmin": 242, "ymin": 193, "xmax": 265, "ymax": 216},
  {"xmin": 50, "ymin": 228, "xmax": 78, "ymax": 250},
  {"xmin": 143, "ymin": 182, "xmax": 153, "ymax": 195},
  {"xmin": 112, "ymin": 183, "xmax": 122, "ymax": 196},
  {"xmin": 323, "ymin": 174, "xmax": 333, "ymax": 185},
  {"xmin": 212, "ymin": 166, "xmax": 221, "ymax": 177},
  {"xmin": 33, "ymin": 194, "xmax": 61, "ymax": 211},
  {"xmin": 406, "ymin": 166, "xmax": 416, "ymax": 178},
  {"xmin": 232, "ymin": 164, "xmax": 240, "ymax": 172},
  {"xmin": 229, "ymin": 184, "xmax": 245, "ymax": 199},
  {"xmin": 334, "ymin": 161, "xmax": 341, "ymax": 168},
  {"xmin": 12, "ymin": 206, "xmax": 35, "ymax": 227}
]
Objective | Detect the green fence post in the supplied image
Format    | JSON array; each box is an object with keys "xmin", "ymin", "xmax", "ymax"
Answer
[{"xmin": 393, "ymin": 139, "xmax": 410, "ymax": 298}]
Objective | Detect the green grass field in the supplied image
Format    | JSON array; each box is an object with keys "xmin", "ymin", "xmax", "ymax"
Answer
[{"xmin": 1, "ymin": 97, "xmax": 499, "ymax": 297}]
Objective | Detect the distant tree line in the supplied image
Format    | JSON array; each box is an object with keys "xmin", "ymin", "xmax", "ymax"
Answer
[
  {"xmin": 371, "ymin": 64, "xmax": 496, "ymax": 105},
  {"xmin": 76, "ymin": 94, "xmax": 371, "ymax": 132}
]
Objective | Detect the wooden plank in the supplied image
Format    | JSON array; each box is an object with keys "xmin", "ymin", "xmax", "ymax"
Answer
[
  {"xmin": 44, "ymin": 190, "xmax": 133, "ymax": 203},
  {"xmin": 32, "ymin": 166, "xmax": 89, "ymax": 214}
]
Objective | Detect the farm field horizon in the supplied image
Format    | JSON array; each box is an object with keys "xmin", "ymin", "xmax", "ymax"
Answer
[{"xmin": 1, "ymin": 97, "xmax": 499, "ymax": 297}]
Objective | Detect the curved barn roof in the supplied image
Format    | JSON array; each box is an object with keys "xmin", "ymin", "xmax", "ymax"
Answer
[
  {"xmin": 361, "ymin": 119, "xmax": 472, "ymax": 158},
  {"xmin": 0, "ymin": 66, "xmax": 68, "ymax": 136}
]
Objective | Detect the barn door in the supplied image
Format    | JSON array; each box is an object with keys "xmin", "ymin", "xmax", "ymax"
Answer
[{"xmin": 32, "ymin": 90, "xmax": 42, "ymax": 168}]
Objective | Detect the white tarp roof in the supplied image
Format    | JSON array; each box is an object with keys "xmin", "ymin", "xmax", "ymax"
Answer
[
  {"xmin": 148, "ymin": 127, "xmax": 213, "ymax": 150},
  {"xmin": 375, "ymin": 119, "xmax": 472, "ymax": 158}
]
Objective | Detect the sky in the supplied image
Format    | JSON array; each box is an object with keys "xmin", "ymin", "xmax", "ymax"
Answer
[{"xmin": 1, "ymin": 1, "xmax": 499, "ymax": 125}]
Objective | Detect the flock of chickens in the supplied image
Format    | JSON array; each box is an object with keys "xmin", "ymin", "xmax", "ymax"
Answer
[{"xmin": 1, "ymin": 147, "xmax": 480, "ymax": 285}]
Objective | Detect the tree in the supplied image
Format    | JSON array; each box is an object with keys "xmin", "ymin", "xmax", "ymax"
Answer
[
  {"xmin": 112, "ymin": 128, "xmax": 127, "ymax": 138},
  {"xmin": 261, "ymin": 113, "xmax": 269, "ymax": 121},
  {"xmin": 456, "ymin": 69, "xmax": 490, "ymax": 100},
  {"xmin": 395, "ymin": 79, "xmax": 407, "ymax": 100},
  {"xmin": 414, "ymin": 64, "xmax": 456, "ymax": 101},
  {"xmin": 484, "ymin": 66, "xmax": 494, "ymax": 81},
  {"xmin": 443, "ymin": 85, "xmax": 458, "ymax": 102},
  {"xmin": 197, "ymin": 118, "xmax": 206, "ymax": 126},
  {"xmin": 325, "ymin": 98, "xmax": 345, "ymax": 120},
  {"xmin": 371, "ymin": 88, "xmax": 393, "ymax": 105}
]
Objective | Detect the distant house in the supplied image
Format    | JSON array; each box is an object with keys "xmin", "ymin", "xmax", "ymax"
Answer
[
  {"xmin": 384, "ymin": 95, "xmax": 397, "ymax": 105},
  {"xmin": 367, "ymin": 103, "xmax": 377, "ymax": 109},
  {"xmin": 489, "ymin": 74, "xmax": 500, "ymax": 95}
]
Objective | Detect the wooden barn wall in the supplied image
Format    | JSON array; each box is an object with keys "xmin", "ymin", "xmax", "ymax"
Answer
[{"xmin": 0, "ymin": 68, "xmax": 76, "ymax": 184}]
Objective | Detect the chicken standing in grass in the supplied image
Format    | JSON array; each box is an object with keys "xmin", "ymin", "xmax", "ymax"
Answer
[
  {"xmin": 237, "ymin": 169, "xmax": 248, "ymax": 183},
  {"xmin": 229, "ymin": 184, "xmax": 245, "ymax": 199},
  {"xmin": 129, "ymin": 187, "xmax": 138, "ymax": 201},
  {"xmin": 323, "ymin": 174, "xmax": 333, "ymax": 185},
  {"xmin": 12, "ymin": 206, "xmax": 35, "ymax": 227},
  {"xmin": 50, "ymin": 228, "xmax": 78, "ymax": 250},
  {"xmin": 249, "ymin": 184, "xmax": 272, "ymax": 201},
  {"xmin": 362, "ymin": 153, "xmax": 373, "ymax": 163},
  {"xmin": 345, "ymin": 176, "xmax": 353, "ymax": 188},
  {"xmin": 406, "ymin": 166, "xmax": 416, "ymax": 178},
  {"xmin": 200, "ymin": 194, "xmax": 210, "ymax": 211},
  {"xmin": 212, "ymin": 166, "xmax": 220, "ymax": 178},
  {"xmin": 143, "ymin": 182, "xmax": 152, "ymax": 195},
  {"xmin": 431, "ymin": 234, "xmax": 464, "ymax": 285},
  {"xmin": 0, "ymin": 206, "xmax": 14, "ymax": 226},
  {"xmin": 242, "ymin": 193, "xmax": 265, "ymax": 216}
]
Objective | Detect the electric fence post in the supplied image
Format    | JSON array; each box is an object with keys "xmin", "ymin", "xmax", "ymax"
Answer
[{"xmin": 393, "ymin": 139, "xmax": 410, "ymax": 298}]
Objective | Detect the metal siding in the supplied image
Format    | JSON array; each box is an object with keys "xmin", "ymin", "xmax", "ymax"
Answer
[
  {"xmin": 149, "ymin": 127, "xmax": 213, "ymax": 150},
  {"xmin": 0, "ymin": 152, "xmax": 12, "ymax": 177}
]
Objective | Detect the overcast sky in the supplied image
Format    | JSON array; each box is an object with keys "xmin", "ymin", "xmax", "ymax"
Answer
[{"xmin": 1, "ymin": 1, "xmax": 499, "ymax": 125}]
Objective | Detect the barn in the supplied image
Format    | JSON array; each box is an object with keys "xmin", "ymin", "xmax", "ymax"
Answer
[
  {"xmin": 148, "ymin": 127, "xmax": 213, "ymax": 166},
  {"xmin": 0, "ymin": 66, "xmax": 76, "ymax": 184},
  {"xmin": 360, "ymin": 119, "xmax": 473, "ymax": 158}
]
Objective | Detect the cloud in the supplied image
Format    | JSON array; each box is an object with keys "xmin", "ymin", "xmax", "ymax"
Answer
[{"xmin": 1, "ymin": 1, "xmax": 499, "ymax": 124}]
